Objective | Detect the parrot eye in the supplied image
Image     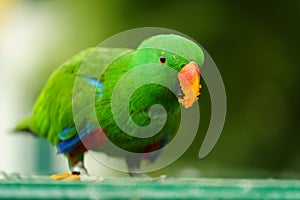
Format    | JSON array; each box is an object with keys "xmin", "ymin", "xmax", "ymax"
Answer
[{"xmin": 160, "ymin": 56, "xmax": 166, "ymax": 64}]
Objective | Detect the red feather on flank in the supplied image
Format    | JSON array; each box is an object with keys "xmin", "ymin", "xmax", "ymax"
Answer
[
  {"xmin": 80, "ymin": 129, "xmax": 107, "ymax": 151},
  {"xmin": 67, "ymin": 128, "xmax": 107, "ymax": 156},
  {"xmin": 66, "ymin": 129, "xmax": 107, "ymax": 166},
  {"xmin": 142, "ymin": 134, "xmax": 170, "ymax": 162}
]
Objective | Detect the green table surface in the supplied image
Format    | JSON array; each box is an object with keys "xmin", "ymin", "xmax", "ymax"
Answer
[{"xmin": 1, "ymin": 175, "xmax": 300, "ymax": 199}]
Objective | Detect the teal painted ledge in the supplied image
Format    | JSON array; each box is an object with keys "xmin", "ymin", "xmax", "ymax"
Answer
[{"xmin": 1, "ymin": 176, "xmax": 300, "ymax": 199}]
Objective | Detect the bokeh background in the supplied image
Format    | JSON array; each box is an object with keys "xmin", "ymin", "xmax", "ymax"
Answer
[{"xmin": 0, "ymin": 0, "xmax": 299, "ymax": 178}]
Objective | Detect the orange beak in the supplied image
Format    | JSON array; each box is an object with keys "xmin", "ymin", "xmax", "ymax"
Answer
[{"xmin": 177, "ymin": 62, "xmax": 201, "ymax": 108}]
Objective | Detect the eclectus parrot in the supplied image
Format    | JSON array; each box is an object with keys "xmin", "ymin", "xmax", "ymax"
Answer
[{"xmin": 15, "ymin": 34, "xmax": 204, "ymax": 179}]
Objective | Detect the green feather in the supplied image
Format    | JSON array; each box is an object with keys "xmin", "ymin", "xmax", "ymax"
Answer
[
  {"xmin": 138, "ymin": 34, "xmax": 204, "ymax": 67},
  {"xmin": 16, "ymin": 47, "xmax": 132, "ymax": 146},
  {"xmin": 15, "ymin": 34, "xmax": 204, "ymax": 168}
]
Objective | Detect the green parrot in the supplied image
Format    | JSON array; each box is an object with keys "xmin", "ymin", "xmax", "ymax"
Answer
[{"xmin": 15, "ymin": 34, "xmax": 204, "ymax": 178}]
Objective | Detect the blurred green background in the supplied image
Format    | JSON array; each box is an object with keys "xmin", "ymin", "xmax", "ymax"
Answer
[{"xmin": 0, "ymin": 0, "xmax": 299, "ymax": 178}]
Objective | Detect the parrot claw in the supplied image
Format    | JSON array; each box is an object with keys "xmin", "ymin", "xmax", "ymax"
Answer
[
  {"xmin": 71, "ymin": 161, "xmax": 88, "ymax": 176},
  {"xmin": 129, "ymin": 171, "xmax": 151, "ymax": 178},
  {"xmin": 159, "ymin": 174, "xmax": 168, "ymax": 180},
  {"xmin": 146, "ymin": 174, "xmax": 169, "ymax": 182},
  {"xmin": 128, "ymin": 173, "xmax": 168, "ymax": 181},
  {"xmin": 128, "ymin": 169, "xmax": 168, "ymax": 181},
  {"xmin": 158, "ymin": 174, "xmax": 169, "ymax": 181}
]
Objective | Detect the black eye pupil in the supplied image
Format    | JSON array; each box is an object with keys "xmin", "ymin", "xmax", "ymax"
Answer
[{"xmin": 160, "ymin": 56, "xmax": 166, "ymax": 64}]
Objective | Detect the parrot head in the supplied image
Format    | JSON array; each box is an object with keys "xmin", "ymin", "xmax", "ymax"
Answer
[{"xmin": 136, "ymin": 34, "xmax": 204, "ymax": 108}]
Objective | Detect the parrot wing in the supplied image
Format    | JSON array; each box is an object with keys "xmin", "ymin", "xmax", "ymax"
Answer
[{"xmin": 15, "ymin": 47, "xmax": 133, "ymax": 153}]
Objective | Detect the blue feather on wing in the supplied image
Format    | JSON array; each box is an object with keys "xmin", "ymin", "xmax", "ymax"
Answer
[
  {"xmin": 57, "ymin": 124, "xmax": 93, "ymax": 153},
  {"xmin": 57, "ymin": 76, "xmax": 104, "ymax": 153}
]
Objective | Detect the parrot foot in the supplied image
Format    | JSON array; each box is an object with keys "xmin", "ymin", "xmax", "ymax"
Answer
[
  {"xmin": 129, "ymin": 172, "xmax": 169, "ymax": 182},
  {"xmin": 128, "ymin": 166, "xmax": 151, "ymax": 178},
  {"xmin": 71, "ymin": 161, "xmax": 88, "ymax": 176},
  {"xmin": 128, "ymin": 169, "xmax": 168, "ymax": 180},
  {"xmin": 126, "ymin": 155, "xmax": 151, "ymax": 178},
  {"xmin": 151, "ymin": 174, "xmax": 169, "ymax": 181},
  {"xmin": 129, "ymin": 171, "xmax": 151, "ymax": 178}
]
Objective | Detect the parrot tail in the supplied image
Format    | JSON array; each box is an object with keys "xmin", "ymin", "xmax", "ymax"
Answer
[{"xmin": 14, "ymin": 117, "xmax": 33, "ymax": 133}]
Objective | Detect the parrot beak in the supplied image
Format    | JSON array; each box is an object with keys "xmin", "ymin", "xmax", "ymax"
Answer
[{"xmin": 177, "ymin": 61, "xmax": 201, "ymax": 108}]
